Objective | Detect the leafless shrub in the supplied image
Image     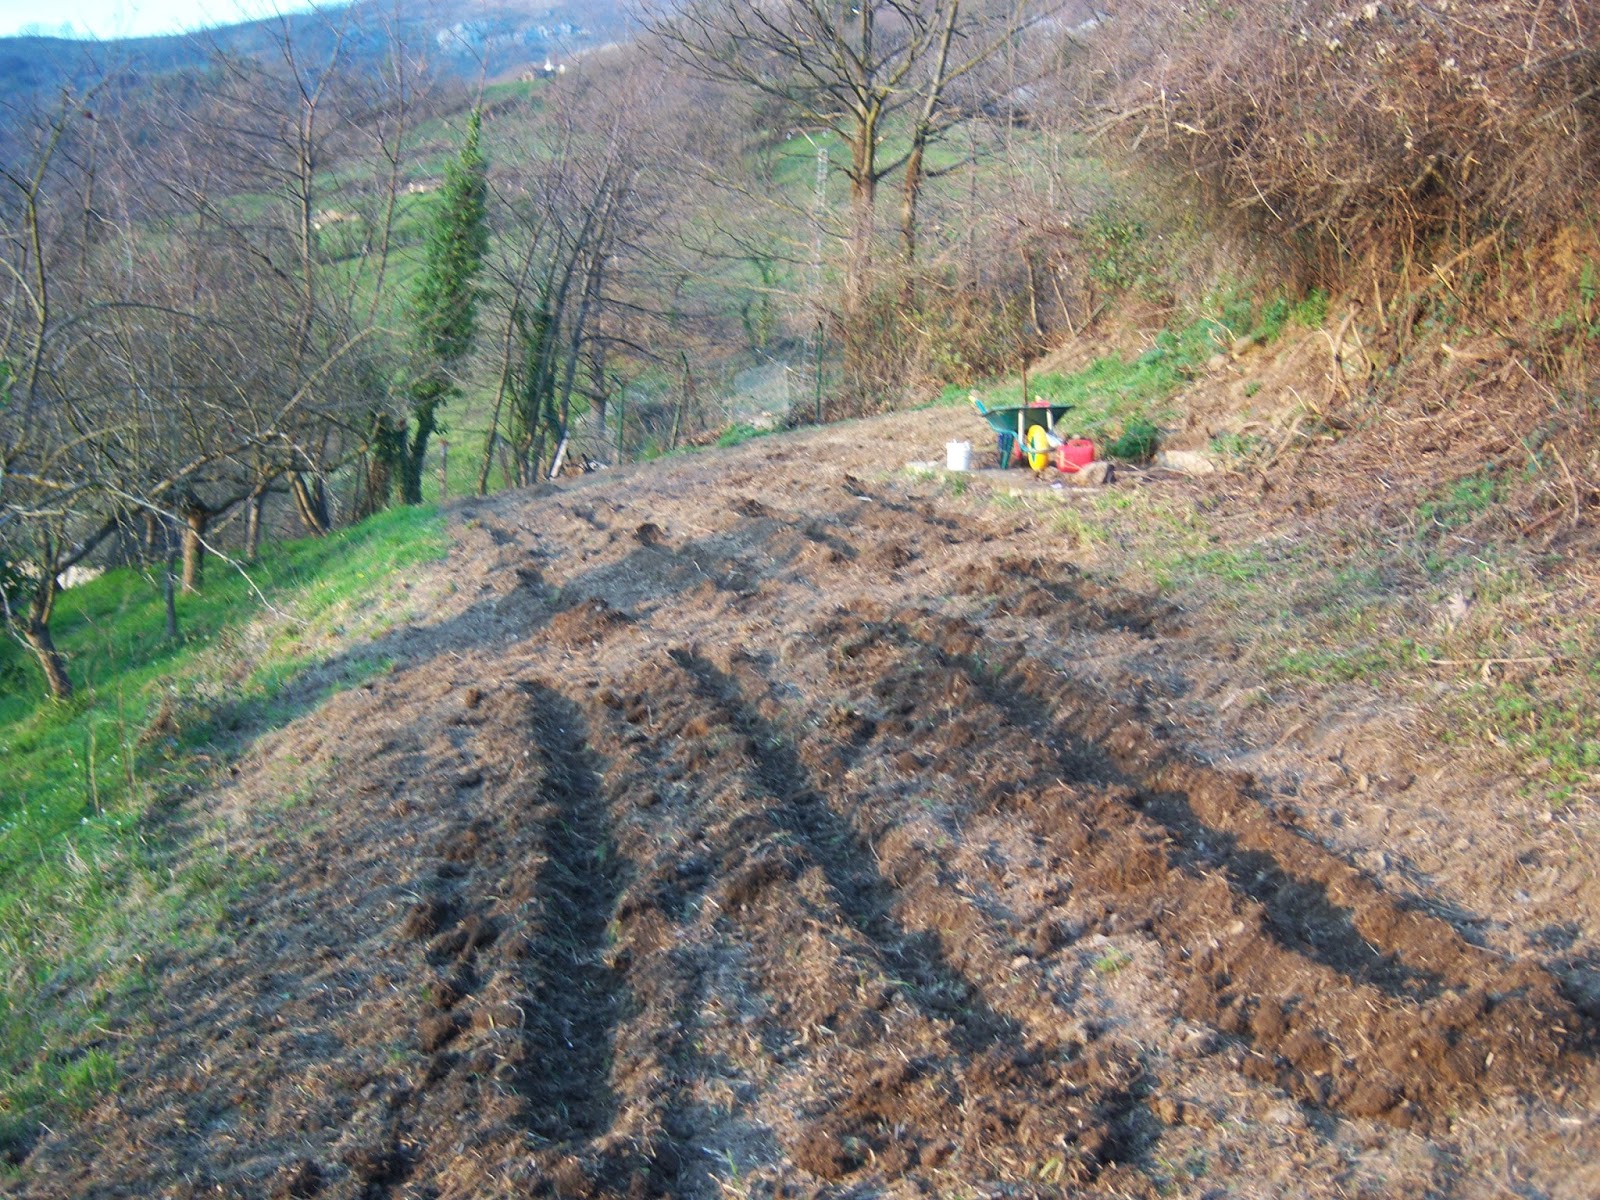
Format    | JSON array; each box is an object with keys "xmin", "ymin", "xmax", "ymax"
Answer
[{"xmin": 1084, "ymin": 0, "xmax": 1599, "ymax": 273}]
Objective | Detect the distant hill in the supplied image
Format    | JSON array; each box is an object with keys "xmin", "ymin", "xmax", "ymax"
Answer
[{"xmin": 0, "ymin": 0, "xmax": 629, "ymax": 136}]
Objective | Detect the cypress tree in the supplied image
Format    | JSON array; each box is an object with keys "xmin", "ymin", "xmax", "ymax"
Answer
[{"xmin": 401, "ymin": 108, "xmax": 488, "ymax": 504}]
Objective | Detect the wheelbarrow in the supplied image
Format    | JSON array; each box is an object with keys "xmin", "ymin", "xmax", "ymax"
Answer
[{"xmin": 974, "ymin": 401, "xmax": 1075, "ymax": 469}]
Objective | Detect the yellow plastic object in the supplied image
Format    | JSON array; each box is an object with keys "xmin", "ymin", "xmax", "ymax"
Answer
[{"xmin": 1024, "ymin": 423, "xmax": 1052, "ymax": 471}]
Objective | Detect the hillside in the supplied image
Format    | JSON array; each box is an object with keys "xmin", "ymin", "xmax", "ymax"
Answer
[
  {"xmin": 0, "ymin": 0, "xmax": 628, "ymax": 132},
  {"xmin": 3, "ymin": 1, "xmax": 1599, "ymax": 1192},
  {"xmin": 9, "ymin": 405, "xmax": 1599, "ymax": 1198}
]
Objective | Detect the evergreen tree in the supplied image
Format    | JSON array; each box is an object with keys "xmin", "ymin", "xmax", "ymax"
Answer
[{"xmin": 400, "ymin": 108, "xmax": 489, "ymax": 504}]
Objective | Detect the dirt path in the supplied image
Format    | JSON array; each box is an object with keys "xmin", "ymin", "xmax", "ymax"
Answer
[{"xmin": 18, "ymin": 409, "xmax": 1600, "ymax": 1199}]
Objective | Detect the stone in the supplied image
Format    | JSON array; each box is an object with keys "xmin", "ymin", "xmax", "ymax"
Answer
[
  {"xmin": 1064, "ymin": 460, "xmax": 1115, "ymax": 487},
  {"xmin": 1155, "ymin": 449, "xmax": 1218, "ymax": 476}
]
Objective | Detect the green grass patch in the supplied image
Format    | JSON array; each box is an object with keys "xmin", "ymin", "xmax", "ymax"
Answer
[
  {"xmin": 1444, "ymin": 683, "xmax": 1600, "ymax": 805},
  {"xmin": 1415, "ymin": 468, "xmax": 1503, "ymax": 534},
  {"xmin": 715, "ymin": 421, "xmax": 777, "ymax": 449},
  {"xmin": 1269, "ymin": 638, "xmax": 1432, "ymax": 684},
  {"xmin": 0, "ymin": 504, "xmax": 447, "ymax": 1158}
]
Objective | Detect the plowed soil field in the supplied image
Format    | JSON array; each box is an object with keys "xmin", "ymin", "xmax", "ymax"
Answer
[{"xmin": 17, "ymin": 407, "xmax": 1600, "ymax": 1199}]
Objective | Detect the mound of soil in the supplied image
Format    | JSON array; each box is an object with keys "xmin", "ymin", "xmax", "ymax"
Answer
[{"xmin": 17, "ymin": 409, "xmax": 1599, "ymax": 1199}]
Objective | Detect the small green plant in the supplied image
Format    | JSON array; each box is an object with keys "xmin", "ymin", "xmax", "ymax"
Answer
[
  {"xmin": 1416, "ymin": 469, "xmax": 1502, "ymax": 533},
  {"xmin": 57, "ymin": 1048, "xmax": 118, "ymax": 1112},
  {"xmin": 1251, "ymin": 295, "xmax": 1292, "ymax": 343},
  {"xmin": 1213, "ymin": 285, "xmax": 1327, "ymax": 346},
  {"xmin": 1051, "ymin": 508, "xmax": 1107, "ymax": 547},
  {"xmin": 1108, "ymin": 416, "xmax": 1160, "ymax": 462},
  {"xmin": 1092, "ymin": 946, "xmax": 1134, "ymax": 974},
  {"xmin": 1552, "ymin": 261, "xmax": 1600, "ymax": 338},
  {"xmin": 715, "ymin": 422, "xmax": 771, "ymax": 448},
  {"xmin": 1270, "ymin": 638, "xmax": 1429, "ymax": 684},
  {"xmin": 1292, "ymin": 288, "xmax": 1329, "ymax": 329},
  {"xmin": 1181, "ymin": 546, "xmax": 1271, "ymax": 583},
  {"xmin": 1210, "ymin": 431, "xmax": 1261, "ymax": 460},
  {"xmin": 1445, "ymin": 682, "xmax": 1600, "ymax": 806}
]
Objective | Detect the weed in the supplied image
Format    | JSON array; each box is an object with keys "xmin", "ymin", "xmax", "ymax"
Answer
[
  {"xmin": 1270, "ymin": 638, "xmax": 1427, "ymax": 684},
  {"xmin": 1092, "ymin": 946, "xmax": 1134, "ymax": 974},
  {"xmin": 1416, "ymin": 469, "xmax": 1502, "ymax": 533},
  {"xmin": 716, "ymin": 422, "xmax": 773, "ymax": 449},
  {"xmin": 1293, "ymin": 288, "xmax": 1330, "ymax": 329},
  {"xmin": 1050, "ymin": 509, "xmax": 1107, "ymax": 548},
  {"xmin": 1180, "ymin": 546, "xmax": 1271, "ymax": 583},
  {"xmin": 944, "ymin": 473, "xmax": 971, "ymax": 498},
  {"xmin": 1445, "ymin": 682, "xmax": 1600, "ymax": 805},
  {"xmin": 57, "ymin": 1048, "xmax": 118, "ymax": 1112},
  {"xmin": 1211, "ymin": 430, "xmax": 1262, "ymax": 460},
  {"xmin": 1108, "ymin": 416, "xmax": 1160, "ymax": 462}
]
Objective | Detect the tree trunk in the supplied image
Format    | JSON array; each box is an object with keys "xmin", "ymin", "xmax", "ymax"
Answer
[
  {"xmin": 362, "ymin": 413, "xmax": 405, "ymax": 517},
  {"xmin": 181, "ymin": 504, "xmax": 209, "ymax": 593},
  {"xmin": 841, "ymin": 142, "xmax": 881, "ymax": 409},
  {"xmin": 290, "ymin": 472, "xmax": 331, "ymax": 536},
  {"xmin": 401, "ymin": 397, "xmax": 440, "ymax": 505},
  {"xmin": 477, "ymin": 428, "xmax": 499, "ymax": 497},
  {"xmin": 845, "ymin": 140, "xmax": 878, "ymax": 319},
  {"xmin": 142, "ymin": 510, "xmax": 161, "ymax": 561},
  {"xmin": 901, "ymin": 140, "xmax": 927, "ymax": 265},
  {"xmin": 24, "ymin": 619, "xmax": 72, "ymax": 701},
  {"xmin": 244, "ymin": 486, "xmax": 267, "ymax": 563},
  {"xmin": 23, "ymin": 580, "xmax": 70, "ymax": 700},
  {"xmin": 902, "ymin": 2, "xmax": 959, "ymax": 266}
]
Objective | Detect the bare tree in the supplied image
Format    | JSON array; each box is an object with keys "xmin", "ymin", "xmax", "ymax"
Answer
[
  {"xmin": 0, "ymin": 13, "xmax": 417, "ymax": 695},
  {"xmin": 644, "ymin": 0, "xmax": 1053, "ymax": 399},
  {"xmin": 0, "ymin": 89, "xmax": 117, "ymax": 697},
  {"xmin": 480, "ymin": 63, "xmax": 686, "ymax": 485}
]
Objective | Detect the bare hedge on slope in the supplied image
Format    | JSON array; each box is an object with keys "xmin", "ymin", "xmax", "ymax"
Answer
[{"xmin": 1087, "ymin": 0, "xmax": 1599, "ymax": 267}]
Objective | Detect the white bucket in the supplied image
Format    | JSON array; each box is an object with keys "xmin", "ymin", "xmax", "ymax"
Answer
[{"xmin": 946, "ymin": 440, "xmax": 972, "ymax": 471}]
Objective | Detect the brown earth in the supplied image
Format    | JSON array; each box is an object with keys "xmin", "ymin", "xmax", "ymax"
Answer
[{"xmin": 15, "ymin": 406, "xmax": 1600, "ymax": 1199}]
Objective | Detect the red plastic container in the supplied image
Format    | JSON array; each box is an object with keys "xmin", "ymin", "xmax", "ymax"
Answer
[{"xmin": 1057, "ymin": 438, "xmax": 1096, "ymax": 473}]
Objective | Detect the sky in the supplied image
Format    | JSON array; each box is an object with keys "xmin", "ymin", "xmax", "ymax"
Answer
[{"xmin": 0, "ymin": 0, "xmax": 321, "ymax": 39}]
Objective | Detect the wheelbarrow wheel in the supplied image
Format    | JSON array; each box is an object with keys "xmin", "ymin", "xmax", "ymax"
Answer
[{"xmin": 1024, "ymin": 424, "xmax": 1052, "ymax": 471}]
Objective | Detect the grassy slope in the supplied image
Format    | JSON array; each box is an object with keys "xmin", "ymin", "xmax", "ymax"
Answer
[{"xmin": 0, "ymin": 506, "xmax": 447, "ymax": 1158}]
